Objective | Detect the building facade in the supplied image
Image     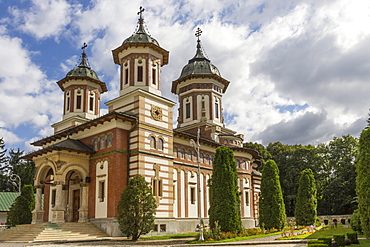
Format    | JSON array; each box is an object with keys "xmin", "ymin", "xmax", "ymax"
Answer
[{"xmin": 24, "ymin": 10, "xmax": 261, "ymax": 236}]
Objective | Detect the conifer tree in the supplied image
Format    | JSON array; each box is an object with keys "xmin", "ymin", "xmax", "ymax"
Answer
[
  {"xmin": 356, "ymin": 127, "xmax": 370, "ymax": 238},
  {"xmin": 259, "ymin": 160, "xmax": 286, "ymax": 230},
  {"xmin": 6, "ymin": 185, "xmax": 34, "ymax": 226},
  {"xmin": 0, "ymin": 137, "xmax": 9, "ymax": 191},
  {"xmin": 117, "ymin": 174, "xmax": 157, "ymax": 240},
  {"xmin": 294, "ymin": 168, "xmax": 317, "ymax": 226},
  {"xmin": 209, "ymin": 146, "xmax": 242, "ymax": 233}
]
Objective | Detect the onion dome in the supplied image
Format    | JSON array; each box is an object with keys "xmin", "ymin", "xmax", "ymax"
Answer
[
  {"xmin": 177, "ymin": 39, "xmax": 221, "ymax": 80},
  {"xmin": 122, "ymin": 9, "xmax": 160, "ymax": 46},
  {"xmin": 112, "ymin": 7, "xmax": 169, "ymax": 65},
  {"xmin": 57, "ymin": 44, "xmax": 107, "ymax": 93},
  {"xmin": 66, "ymin": 49, "xmax": 100, "ymax": 81}
]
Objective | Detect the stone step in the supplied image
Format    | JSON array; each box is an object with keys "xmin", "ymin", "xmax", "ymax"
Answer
[{"xmin": 0, "ymin": 222, "xmax": 109, "ymax": 242}]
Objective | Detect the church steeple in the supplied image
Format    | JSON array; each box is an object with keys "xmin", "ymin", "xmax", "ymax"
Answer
[
  {"xmin": 171, "ymin": 29, "xmax": 230, "ymax": 132},
  {"xmin": 53, "ymin": 43, "xmax": 107, "ymax": 134},
  {"xmin": 111, "ymin": 7, "xmax": 169, "ymax": 97}
]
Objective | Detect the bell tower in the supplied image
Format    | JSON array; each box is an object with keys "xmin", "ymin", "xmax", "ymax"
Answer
[
  {"xmin": 111, "ymin": 7, "xmax": 169, "ymax": 98},
  {"xmin": 52, "ymin": 44, "xmax": 107, "ymax": 134},
  {"xmin": 171, "ymin": 29, "xmax": 230, "ymax": 133}
]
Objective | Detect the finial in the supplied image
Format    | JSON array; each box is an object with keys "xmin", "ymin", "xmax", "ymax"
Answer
[
  {"xmin": 195, "ymin": 27, "xmax": 202, "ymax": 41},
  {"xmin": 80, "ymin": 42, "xmax": 89, "ymax": 67},
  {"xmin": 138, "ymin": 6, "xmax": 145, "ymax": 18},
  {"xmin": 136, "ymin": 6, "xmax": 146, "ymax": 32}
]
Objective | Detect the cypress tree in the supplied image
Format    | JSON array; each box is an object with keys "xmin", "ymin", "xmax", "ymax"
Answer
[
  {"xmin": 6, "ymin": 185, "xmax": 34, "ymax": 226},
  {"xmin": 294, "ymin": 168, "xmax": 317, "ymax": 226},
  {"xmin": 356, "ymin": 127, "xmax": 370, "ymax": 238},
  {"xmin": 259, "ymin": 160, "xmax": 286, "ymax": 230},
  {"xmin": 209, "ymin": 146, "xmax": 242, "ymax": 233},
  {"xmin": 117, "ymin": 174, "xmax": 157, "ymax": 240}
]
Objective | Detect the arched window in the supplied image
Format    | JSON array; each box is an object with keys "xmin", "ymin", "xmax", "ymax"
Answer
[
  {"xmin": 158, "ymin": 138, "xmax": 164, "ymax": 150},
  {"xmin": 200, "ymin": 153, "xmax": 204, "ymax": 163},
  {"xmin": 180, "ymin": 149, "xmax": 185, "ymax": 159},
  {"xmin": 150, "ymin": 136, "xmax": 156, "ymax": 149},
  {"xmin": 174, "ymin": 148, "xmax": 179, "ymax": 158},
  {"xmin": 107, "ymin": 134, "xmax": 113, "ymax": 147},
  {"xmin": 93, "ymin": 138, "xmax": 99, "ymax": 151},
  {"xmin": 210, "ymin": 156, "xmax": 214, "ymax": 165},
  {"xmin": 188, "ymin": 150, "xmax": 193, "ymax": 161},
  {"xmin": 205, "ymin": 155, "xmax": 210, "ymax": 164},
  {"xmin": 100, "ymin": 137, "xmax": 106, "ymax": 149},
  {"xmin": 236, "ymin": 160, "xmax": 240, "ymax": 168}
]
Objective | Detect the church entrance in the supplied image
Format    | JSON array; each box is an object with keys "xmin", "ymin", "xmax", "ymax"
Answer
[{"xmin": 72, "ymin": 189, "xmax": 80, "ymax": 222}]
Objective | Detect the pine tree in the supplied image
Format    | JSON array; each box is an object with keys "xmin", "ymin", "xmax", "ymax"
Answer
[
  {"xmin": 0, "ymin": 137, "xmax": 9, "ymax": 191},
  {"xmin": 6, "ymin": 185, "xmax": 34, "ymax": 226},
  {"xmin": 8, "ymin": 148, "xmax": 35, "ymax": 188},
  {"xmin": 117, "ymin": 174, "xmax": 157, "ymax": 240},
  {"xmin": 209, "ymin": 146, "xmax": 242, "ymax": 233},
  {"xmin": 259, "ymin": 160, "xmax": 286, "ymax": 230},
  {"xmin": 294, "ymin": 168, "xmax": 317, "ymax": 226},
  {"xmin": 356, "ymin": 127, "xmax": 370, "ymax": 238}
]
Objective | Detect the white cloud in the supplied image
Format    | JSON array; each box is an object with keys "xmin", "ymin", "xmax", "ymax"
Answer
[{"xmin": 9, "ymin": 0, "xmax": 78, "ymax": 40}]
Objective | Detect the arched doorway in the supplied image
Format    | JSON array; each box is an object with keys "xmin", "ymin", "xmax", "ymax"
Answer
[{"xmin": 65, "ymin": 171, "xmax": 81, "ymax": 222}]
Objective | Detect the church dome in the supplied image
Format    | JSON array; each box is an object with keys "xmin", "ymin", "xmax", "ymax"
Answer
[
  {"xmin": 66, "ymin": 52, "xmax": 100, "ymax": 81},
  {"xmin": 122, "ymin": 26, "xmax": 160, "ymax": 47},
  {"xmin": 177, "ymin": 40, "xmax": 221, "ymax": 80}
]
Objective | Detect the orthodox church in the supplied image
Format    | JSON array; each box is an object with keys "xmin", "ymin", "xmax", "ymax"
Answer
[{"xmin": 24, "ymin": 9, "xmax": 262, "ymax": 236}]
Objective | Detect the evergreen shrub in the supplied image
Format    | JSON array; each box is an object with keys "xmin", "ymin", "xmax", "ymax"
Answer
[
  {"xmin": 324, "ymin": 219, "xmax": 329, "ymax": 225},
  {"xmin": 347, "ymin": 232, "xmax": 359, "ymax": 244},
  {"xmin": 340, "ymin": 219, "xmax": 346, "ymax": 225},
  {"xmin": 318, "ymin": 237, "xmax": 332, "ymax": 246},
  {"xmin": 333, "ymin": 234, "xmax": 345, "ymax": 247},
  {"xmin": 350, "ymin": 209, "xmax": 362, "ymax": 233},
  {"xmin": 308, "ymin": 244, "xmax": 328, "ymax": 247}
]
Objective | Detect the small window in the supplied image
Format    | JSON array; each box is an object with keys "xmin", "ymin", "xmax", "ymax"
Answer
[
  {"xmin": 180, "ymin": 149, "xmax": 185, "ymax": 159},
  {"xmin": 66, "ymin": 97, "xmax": 70, "ymax": 111},
  {"xmin": 236, "ymin": 160, "xmax": 240, "ymax": 168},
  {"xmin": 107, "ymin": 134, "xmax": 113, "ymax": 147},
  {"xmin": 160, "ymin": 224, "xmax": 166, "ymax": 232},
  {"xmin": 125, "ymin": 68, "xmax": 129, "ymax": 84},
  {"xmin": 190, "ymin": 187, "xmax": 196, "ymax": 204},
  {"xmin": 188, "ymin": 151, "xmax": 193, "ymax": 161},
  {"xmin": 200, "ymin": 154, "xmax": 204, "ymax": 163},
  {"xmin": 89, "ymin": 96, "xmax": 94, "ymax": 111},
  {"xmin": 152, "ymin": 68, "xmax": 156, "ymax": 85},
  {"xmin": 51, "ymin": 189, "xmax": 56, "ymax": 208},
  {"xmin": 100, "ymin": 137, "xmax": 106, "ymax": 149},
  {"xmin": 206, "ymin": 155, "xmax": 210, "ymax": 164},
  {"xmin": 150, "ymin": 136, "xmax": 156, "ymax": 149},
  {"xmin": 174, "ymin": 148, "xmax": 179, "ymax": 158},
  {"xmin": 93, "ymin": 138, "xmax": 99, "ymax": 151},
  {"xmin": 158, "ymin": 138, "xmax": 164, "ymax": 150},
  {"xmin": 137, "ymin": 66, "xmax": 143, "ymax": 82},
  {"xmin": 186, "ymin": 103, "xmax": 191, "ymax": 118},
  {"xmin": 215, "ymin": 102, "xmax": 219, "ymax": 118},
  {"xmin": 153, "ymin": 224, "xmax": 158, "ymax": 232},
  {"xmin": 245, "ymin": 191, "xmax": 249, "ymax": 206},
  {"xmin": 99, "ymin": 181, "xmax": 105, "ymax": 202},
  {"xmin": 76, "ymin": 95, "xmax": 82, "ymax": 109}
]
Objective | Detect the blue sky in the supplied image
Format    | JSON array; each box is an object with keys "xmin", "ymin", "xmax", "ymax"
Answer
[{"xmin": 1, "ymin": 0, "xmax": 370, "ymax": 153}]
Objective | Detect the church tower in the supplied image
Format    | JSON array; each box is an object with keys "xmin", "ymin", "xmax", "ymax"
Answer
[
  {"xmin": 171, "ymin": 29, "xmax": 230, "ymax": 140},
  {"xmin": 111, "ymin": 7, "xmax": 169, "ymax": 97},
  {"xmin": 52, "ymin": 44, "xmax": 107, "ymax": 134}
]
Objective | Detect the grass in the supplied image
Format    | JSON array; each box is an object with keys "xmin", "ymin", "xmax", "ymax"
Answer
[
  {"xmin": 142, "ymin": 232, "xmax": 198, "ymax": 240},
  {"xmin": 187, "ymin": 231, "xmax": 282, "ymax": 244}
]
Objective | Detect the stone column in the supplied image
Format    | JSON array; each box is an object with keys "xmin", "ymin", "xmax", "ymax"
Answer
[
  {"xmin": 78, "ymin": 183, "xmax": 88, "ymax": 222},
  {"xmin": 32, "ymin": 185, "xmax": 44, "ymax": 224},
  {"xmin": 51, "ymin": 181, "xmax": 65, "ymax": 223}
]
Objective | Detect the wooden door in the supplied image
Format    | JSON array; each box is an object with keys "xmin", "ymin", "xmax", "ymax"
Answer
[{"xmin": 73, "ymin": 189, "xmax": 80, "ymax": 222}]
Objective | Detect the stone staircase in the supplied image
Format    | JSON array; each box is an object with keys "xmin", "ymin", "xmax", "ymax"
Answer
[{"xmin": 0, "ymin": 222, "xmax": 109, "ymax": 242}]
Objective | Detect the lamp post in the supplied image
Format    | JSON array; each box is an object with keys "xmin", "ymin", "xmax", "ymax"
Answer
[
  {"xmin": 9, "ymin": 174, "xmax": 21, "ymax": 194},
  {"xmin": 190, "ymin": 127, "xmax": 204, "ymax": 241}
]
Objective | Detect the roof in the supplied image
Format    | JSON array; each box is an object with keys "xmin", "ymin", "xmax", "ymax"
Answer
[
  {"xmin": 23, "ymin": 139, "xmax": 95, "ymax": 160},
  {"xmin": 171, "ymin": 39, "xmax": 230, "ymax": 94},
  {"xmin": 30, "ymin": 112, "xmax": 137, "ymax": 147},
  {"xmin": 0, "ymin": 192, "xmax": 18, "ymax": 211},
  {"xmin": 57, "ymin": 51, "xmax": 108, "ymax": 93}
]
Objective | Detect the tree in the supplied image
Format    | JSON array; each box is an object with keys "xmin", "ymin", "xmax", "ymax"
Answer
[
  {"xmin": 6, "ymin": 185, "xmax": 34, "ymax": 226},
  {"xmin": 117, "ymin": 174, "xmax": 157, "ymax": 240},
  {"xmin": 243, "ymin": 142, "xmax": 272, "ymax": 167},
  {"xmin": 8, "ymin": 148, "xmax": 35, "ymax": 188},
  {"xmin": 209, "ymin": 146, "xmax": 242, "ymax": 233},
  {"xmin": 0, "ymin": 137, "xmax": 9, "ymax": 191},
  {"xmin": 259, "ymin": 160, "xmax": 286, "ymax": 230},
  {"xmin": 318, "ymin": 135, "xmax": 358, "ymax": 215},
  {"xmin": 356, "ymin": 127, "xmax": 370, "ymax": 238},
  {"xmin": 295, "ymin": 168, "xmax": 317, "ymax": 226}
]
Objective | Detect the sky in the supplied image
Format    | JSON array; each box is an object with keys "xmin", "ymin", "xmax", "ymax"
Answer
[{"xmin": 1, "ymin": 0, "xmax": 370, "ymax": 153}]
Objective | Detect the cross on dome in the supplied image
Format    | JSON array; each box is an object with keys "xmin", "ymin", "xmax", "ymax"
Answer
[{"xmin": 195, "ymin": 27, "xmax": 202, "ymax": 41}]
